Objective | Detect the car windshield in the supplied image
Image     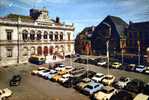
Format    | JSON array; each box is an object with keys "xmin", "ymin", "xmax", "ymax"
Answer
[
  {"xmin": 95, "ymin": 74, "xmax": 103, "ymax": 78},
  {"xmin": 119, "ymin": 77, "xmax": 127, "ymax": 82},
  {"xmin": 102, "ymin": 88, "xmax": 114, "ymax": 94},
  {"xmin": 86, "ymin": 85, "xmax": 93, "ymax": 89},
  {"xmin": 104, "ymin": 76, "xmax": 113, "ymax": 80},
  {"xmin": 136, "ymin": 65, "xmax": 144, "ymax": 68}
]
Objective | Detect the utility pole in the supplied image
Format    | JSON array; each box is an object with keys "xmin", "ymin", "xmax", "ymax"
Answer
[{"xmin": 17, "ymin": 17, "xmax": 21, "ymax": 64}]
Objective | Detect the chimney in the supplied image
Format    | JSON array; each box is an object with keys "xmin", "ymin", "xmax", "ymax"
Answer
[{"xmin": 56, "ymin": 17, "xmax": 60, "ymax": 23}]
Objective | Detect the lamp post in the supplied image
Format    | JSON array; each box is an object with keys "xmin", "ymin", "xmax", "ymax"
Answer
[
  {"xmin": 137, "ymin": 40, "xmax": 140, "ymax": 65},
  {"xmin": 103, "ymin": 22, "xmax": 111, "ymax": 75}
]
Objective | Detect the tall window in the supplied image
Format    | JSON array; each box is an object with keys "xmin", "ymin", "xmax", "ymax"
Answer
[
  {"xmin": 6, "ymin": 30, "xmax": 13, "ymax": 41},
  {"xmin": 55, "ymin": 32, "xmax": 58, "ymax": 41},
  {"xmin": 43, "ymin": 31, "xmax": 48, "ymax": 39},
  {"xmin": 22, "ymin": 30, "xmax": 28, "ymax": 41},
  {"xmin": 60, "ymin": 32, "xmax": 63, "ymax": 41},
  {"xmin": 30, "ymin": 30, "xmax": 35, "ymax": 41},
  {"xmin": 67, "ymin": 32, "xmax": 71, "ymax": 41},
  {"xmin": 49, "ymin": 32, "xmax": 53, "ymax": 41},
  {"xmin": 7, "ymin": 48, "xmax": 13, "ymax": 57},
  {"xmin": 37, "ymin": 31, "xmax": 42, "ymax": 40}
]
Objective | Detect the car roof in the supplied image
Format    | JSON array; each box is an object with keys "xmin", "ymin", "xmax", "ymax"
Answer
[
  {"xmin": 103, "ymin": 86, "xmax": 115, "ymax": 91},
  {"xmin": 87, "ymin": 82, "xmax": 100, "ymax": 86}
]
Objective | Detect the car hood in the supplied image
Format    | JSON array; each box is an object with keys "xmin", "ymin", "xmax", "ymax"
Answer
[{"xmin": 94, "ymin": 91, "xmax": 114, "ymax": 100}]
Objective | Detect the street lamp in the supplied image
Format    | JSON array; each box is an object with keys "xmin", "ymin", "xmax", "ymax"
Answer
[{"xmin": 103, "ymin": 22, "xmax": 111, "ymax": 75}]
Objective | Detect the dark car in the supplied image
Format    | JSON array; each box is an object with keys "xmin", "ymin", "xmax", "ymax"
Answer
[
  {"xmin": 9, "ymin": 75, "xmax": 22, "ymax": 86},
  {"xmin": 88, "ymin": 59, "xmax": 97, "ymax": 65},
  {"xmin": 143, "ymin": 83, "xmax": 149, "ymax": 95},
  {"xmin": 110, "ymin": 90, "xmax": 133, "ymax": 100},
  {"xmin": 124, "ymin": 64, "xmax": 136, "ymax": 71},
  {"xmin": 124, "ymin": 79, "xmax": 145, "ymax": 93},
  {"xmin": 53, "ymin": 63, "xmax": 64, "ymax": 68},
  {"xmin": 74, "ymin": 58, "xmax": 83, "ymax": 63}
]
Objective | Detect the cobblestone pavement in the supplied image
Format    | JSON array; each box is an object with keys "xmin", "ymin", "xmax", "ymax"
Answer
[{"xmin": 0, "ymin": 56, "xmax": 149, "ymax": 100}]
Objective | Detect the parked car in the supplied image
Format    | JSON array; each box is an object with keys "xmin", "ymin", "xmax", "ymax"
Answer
[
  {"xmin": 113, "ymin": 76, "xmax": 131, "ymax": 89},
  {"xmin": 125, "ymin": 64, "xmax": 136, "ymax": 71},
  {"xmin": 133, "ymin": 93, "xmax": 149, "ymax": 100},
  {"xmin": 38, "ymin": 69, "xmax": 50, "ymax": 77},
  {"xmin": 96, "ymin": 60, "xmax": 107, "ymax": 66},
  {"xmin": 144, "ymin": 67, "xmax": 149, "ymax": 74},
  {"xmin": 65, "ymin": 66, "xmax": 74, "ymax": 72},
  {"xmin": 112, "ymin": 62, "xmax": 122, "ymax": 69},
  {"xmin": 124, "ymin": 79, "xmax": 145, "ymax": 93},
  {"xmin": 88, "ymin": 58, "xmax": 97, "ymax": 65},
  {"xmin": 83, "ymin": 82, "xmax": 104, "ymax": 96},
  {"xmin": 81, "ymin": 70, "xmax": 96, "ymax": 79},
  {"xmin": 135, "ymin": 65, "xmax": 146, "ymax": 73},
  {"xmin": 46, "ymin": 70, "xmax": 57, "ymax": 80},
  {"xmin": 110, "ymin": 90, "xmax": 133, "ymax": 100},
  {"xmin": 101, "ymin": 75, "xmax": 115, "ymax": 86},
  {"xmin": 75, "ymin": 78, "xmax": 92, "ymax": 91},
  {"xmin": 92, "ymin": 73, "xmax": 105, "ymax": 83},
  {"xmin": 71, "ymin": 67, "xmax": 85, "ymax": 75},
  {"xmin": 0, "ymin": 88, "xmax": 12, "ymax": 100},
  {"xmin": 55, "ymin": 64, "xmax": 65, "ymax": 71},
  {"xmin": 42, "ymin": 69, "xmax": 57, "ymax": 79},
  {"xmin": 93, "ymin": 86, "xmax": 117, "ymax": 100},
  {"xmin": 58, "ymin": 74, "xmax": 73, "ymax": 83},
  {"xmin": 143, "ymin": 83, "xmax": 149, "ymax": 95},
  {"xmin": 53, "ymin": 63, "xmax": 65, "ymax": 68},
  {"xmin": 51, "ymin": 74, "xmax": 63, "ymax": 82},
  {"xmin": 9, "ymin": 75, "xmax": 22, "ymax": 86},
  {"xmin": 62, "ymin": 72, "xmax": 88, "ymax": 88},
  {"xmin": 31, "ymin": 67, "xmax": 48, "ymax": 75}
]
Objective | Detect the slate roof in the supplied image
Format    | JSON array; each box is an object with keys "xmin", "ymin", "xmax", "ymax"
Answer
[
  {"xmin": 95, "ymin": 15, "xmax": 128, "ymax": 38},
  {"xmin": 128, "ymin": 21, "xmax": 149, "ymax": 32},
  {"xmin": 3, "ymin": 14, "xmax": 34, "ymax": 23}
]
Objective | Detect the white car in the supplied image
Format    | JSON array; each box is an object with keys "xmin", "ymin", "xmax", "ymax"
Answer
[
  {"xmin": 134, "ymin": 93, "xmax": 149, "ymax": 100},
  {"xmin": 94, "ymin": 86, "xmax": 117, "ymax": 100},
  {"xmin": 101, "ymin": 75, "xmax": 115, "ymax": 86},
  {"xmin": 31, "ymin": 67, "xmax": 48, "ymax": 75},
  {"xmin": 92, "ymin": 73, "xmax": 105, "ymax": 83},
  {"xmin": 55, "ymin": 64, "xmax": 65, "ymax": 71},
  {"xmin": 135, "ymin": 65, "xmax": 146, "ymax": 73},
  {"xmin": 0, "ymin": 88, "xmax": 12, "ymax": 100},
  {"xmin": 97, "ymin": 61, "xmax": 106, "ymax": 66},
  {"xmin": 144, "ymin": 67, "xmax": 149, "ymax": 74},
  {"xmin": 65, "ymin": 66, "xmax": 74, "ymax": 72},
  {"xmin": 114, "ymin": 76, "xmax": 131, "ymax": 89},
  {"xmin": 38, "ymin": 69, "xmax": 50, "ymax": 77},
  {"xmin": 59, "ymin": 74, "xmax": 73, "ymax": 83}
]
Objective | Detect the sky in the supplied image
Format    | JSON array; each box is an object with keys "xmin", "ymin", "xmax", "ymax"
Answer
[{"xmin": 0, "ymin": 0, "xmax": 149, "ymax": 37}]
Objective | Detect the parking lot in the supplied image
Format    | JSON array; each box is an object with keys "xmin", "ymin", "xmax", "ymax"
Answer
[{"xmin": 0, "ymin": 56, "xmax": 149, "ymax": 100}]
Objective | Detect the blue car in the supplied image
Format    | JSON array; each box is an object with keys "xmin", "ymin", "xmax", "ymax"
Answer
[
  {"xmin": 83, "ymin": 82, "xmax": 104, "ymax": 96},
  {"xmin": 45, "ymin": 70, "xmax": 57, "ymax": 80}
]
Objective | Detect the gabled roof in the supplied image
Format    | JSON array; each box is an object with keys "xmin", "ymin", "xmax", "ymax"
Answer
[{"xmin": 93, "ymin": 15, "xmax": 128, "ymax": 39}]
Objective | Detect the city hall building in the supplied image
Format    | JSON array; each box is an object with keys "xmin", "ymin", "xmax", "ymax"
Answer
[{"xmin": 0, "ymin": 8, "xmax": 75, "ymax": 66}]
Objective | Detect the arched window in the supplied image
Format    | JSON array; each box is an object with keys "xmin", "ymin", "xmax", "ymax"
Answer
[
  {"xmin": 49, "ymin": 46, "xmax": 53, "ymax": 55},
  {"xmin": 30, "ymin": 30, "xmax": 35, "ymax": 41},
  {"xmin": 43, "ymin": 46, "xmax": 48, "ymax": 56},
  {"xmin": 37, "ymin": 31, "xmax": 42, "ymax": 40},
  {"xmin": 30, "ymin": 47, "xmax": 35, "ymax": 55},
  {"xmin": 22, "ymin": 30, "xmax": 28, "ymax": 41},
  {"xmin": 37, "ymin": 46, "xmax": 42, "ymax": 55},
  {"xmin": 60, "ymin": 32, "xmax": 63, "ymax": 41},
  {"xmin": 22, "ymin": 47, "xmax": 28, "ymax": 56},
  {"xmin": 55, "ymin": 32, "xmax": 58, "ymax": 41},
  {"xmin": 43, "ymin": 31, "xmax": 48, "ymax": 39},
  {"xmin": 49, "ymin": 31, "xmax": 53, "ymax": 41}
]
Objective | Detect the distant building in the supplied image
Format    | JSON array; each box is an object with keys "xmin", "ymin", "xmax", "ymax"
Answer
[
  {"xmin": 91, "ymin": 15, "xmax": 128, "ymax": 55},
  {"xmin": 0, "ymin": 8, "xmax": 75, "ymax": 66},
  {"xmin": 125, "ymin": 21, "xmax": 149, "ymax": 55}
]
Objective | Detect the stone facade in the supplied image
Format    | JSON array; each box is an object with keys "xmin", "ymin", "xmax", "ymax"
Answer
[{"xmin": 0, "ymin": 8, "xmax": 75, "ymax": 66}]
